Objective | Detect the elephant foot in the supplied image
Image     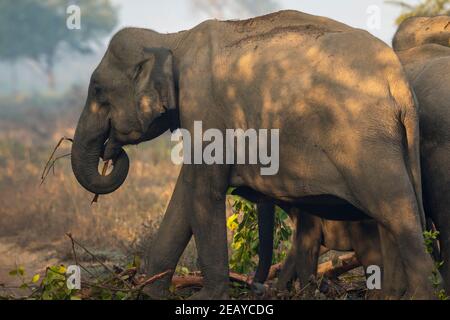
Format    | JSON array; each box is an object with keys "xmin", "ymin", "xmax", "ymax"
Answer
[
  {"xmin": 400, "ymin": 278, "xmax": 438, "ymax": 300},
  {"xmin": 365, "ymin": 289, "xmax": 384, "ymax": 300},
  {"xmin": 142, "ymin": 279, "xmax": 171, "ymax": 300},
  {"xmin": 251, "ymin": 282, "xmax": 267, "ymax": 296},
  {"xmin": 188, "ymin": 287, "xmax": 229, "ymax": 300},
  {"xmin": 401, "ymin": 287, "xmax": 437, "ymax": 300}
]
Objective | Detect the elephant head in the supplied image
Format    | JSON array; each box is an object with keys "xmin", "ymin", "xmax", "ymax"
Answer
[
  {"xmin": 393, "ymin": 15, "xmax": 450, "ymax": 51},
  {"xmin": 71, "ymin": 29, "xmax": 178, "ymax": 195}
]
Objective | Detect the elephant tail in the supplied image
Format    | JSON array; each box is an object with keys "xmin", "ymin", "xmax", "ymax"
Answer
[{"xmin": 401, "ymin": 98, "xmax": 426, "ymax": 230}]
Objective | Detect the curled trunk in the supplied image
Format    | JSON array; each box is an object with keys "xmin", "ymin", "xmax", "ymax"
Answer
[{"xmin": 71, "ymin": 108, "xmax": 129, "ymax": 195}]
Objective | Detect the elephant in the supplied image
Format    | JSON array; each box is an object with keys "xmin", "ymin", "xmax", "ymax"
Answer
[
  {"xmin": 70, "ymin": 10, "xmax": 436, "ymax": 299},
  {"xmin": 392, "ymin": 15, "xmax": 450, "ymax": 293}
]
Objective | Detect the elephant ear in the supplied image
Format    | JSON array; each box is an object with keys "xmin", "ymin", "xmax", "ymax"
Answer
[{"xmin": 134, "ymin": 48, "xmax": 178, "ymax": 132}]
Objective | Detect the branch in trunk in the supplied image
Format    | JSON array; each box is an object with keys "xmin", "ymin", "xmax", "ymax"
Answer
[{"xmin": 91, "ymin": 160, "xmax": 110, "ymax": 204}]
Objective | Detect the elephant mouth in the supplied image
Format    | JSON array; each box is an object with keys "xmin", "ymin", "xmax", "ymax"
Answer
[{"xmin": 71, "ymin": 118, "xmax": 130, "ymax": 196}]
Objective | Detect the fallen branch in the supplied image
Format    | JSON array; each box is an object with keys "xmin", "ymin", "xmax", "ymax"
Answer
[
  {"xmin": 137, "ymin": 270, "xmax": 172, "ymax": 290},
  {"xmin": 171, "ymin": 252, "xmax": 360, "ymax": 289},
  {"xmin": 172, "ymin": 272, "xmax": 252, "ymax": 290},
  {"xmin": 317, "ymin": 253, "xmax": 360, "ymax": 278}
]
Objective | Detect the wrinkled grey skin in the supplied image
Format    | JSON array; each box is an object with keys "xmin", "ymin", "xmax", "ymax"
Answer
[
  {"xmin": 393, "ymin": 15, "xmax": 450, "ymax": 293},
  {"xmin": 71, "ymin": 10, "xmax": 435, "ymax": 299}
]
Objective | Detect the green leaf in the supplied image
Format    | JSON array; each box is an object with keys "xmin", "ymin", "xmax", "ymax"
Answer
[
  {"xmin": 32, "ymin": 274, "xmax": 40, "ymax": 283},
  {"xmin": 18, "ymin": 266, "xmax": 25, "ymax": 276}
]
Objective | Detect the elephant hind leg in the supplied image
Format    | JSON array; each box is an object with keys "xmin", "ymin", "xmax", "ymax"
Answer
[
  {"xmin": 345, "ymin": 154, "xmax": 436, "ymax": 299},
  {"xmin": 277, "ymin": 209, "xmax": 323, "ymax": 288}
]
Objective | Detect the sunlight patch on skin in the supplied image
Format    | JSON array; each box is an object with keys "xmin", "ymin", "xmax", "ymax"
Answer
[
  {"xmin": 212, "ymin": 56, "xmax": 228, "ymax": 80},
  {"xmin": 237, "ymin": 52, "xmax": 255, "ymax": 82},
  {"xmin": 227, "ymin": 86, "xmax": 236, "ymax": 99},
  {"xmin": 140, "ymin": 95, "xmax": 152, "ymax": 114},
  {"xmin": 90, "ymin": 102, "xmax": 100, "ymax": 114}
]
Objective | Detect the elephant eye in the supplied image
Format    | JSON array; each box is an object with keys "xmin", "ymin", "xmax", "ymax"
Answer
[
  {"xmin": 94, "ymin": 85, "xmax": 103, "ymax": 96},
  {"xmin": 92, "ymin": 85, "xmax": 109, "ymax": 104}
]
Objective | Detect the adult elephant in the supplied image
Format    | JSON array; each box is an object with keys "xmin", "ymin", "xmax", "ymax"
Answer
[
  {"xmin": 71, "ymin": 10, "xmax": 435, "ymax": 299},
  {"xmin": 393, "ymin": 15, "xmax": 450, "ymax": 293}
]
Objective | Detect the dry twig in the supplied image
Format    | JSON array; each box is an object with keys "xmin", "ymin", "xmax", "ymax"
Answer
[
  {"xmin": 65, "ymin": 233, "xmax": 132, "ymax": 289},
  {"xmin": 91, "ymin": 160, "xmax": 110, "ymax": 204},
  {"xmin": 41, "ymin": 136, "xmax": 73, "ymax": 185}
]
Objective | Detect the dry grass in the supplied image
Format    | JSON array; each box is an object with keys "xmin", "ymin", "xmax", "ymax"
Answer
[{"xmin": 0, "ymin": 91, "xmax": 199, "ymax": 284}]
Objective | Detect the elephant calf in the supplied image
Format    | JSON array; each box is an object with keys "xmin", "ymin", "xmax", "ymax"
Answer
[
  {"xmin": 71, "ymin": 10, "xmax": 435, "ymax": 299},
  {"xmin": 230, "ymin": 188, "xmax": 382, "ymax": 296}
]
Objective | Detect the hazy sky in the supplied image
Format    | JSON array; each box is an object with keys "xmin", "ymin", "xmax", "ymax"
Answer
[
  {"xmin": 0, "ymin": 0, "xmax": 421, "ymax": 93},
  {"xmin": 111, "ymin": 0, "xmax": 421, "ymax": 44}
]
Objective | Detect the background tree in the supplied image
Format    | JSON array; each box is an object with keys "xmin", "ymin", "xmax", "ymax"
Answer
[
  {"xmin": 191, "ymin": 0, "xmax": 280, "ymax": 19},
  {"xmin": 387, "ymin": 0, "xmax": 450, "ymax": 25},
  {"xmin": 0, "ymin": 0, "xmax": 118, "ymax": 89}
]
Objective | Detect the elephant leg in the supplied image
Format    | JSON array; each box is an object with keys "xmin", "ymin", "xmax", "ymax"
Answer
[
  {"xmin": 347, "ymin": 220, "xmax": 384, "ymax": 299},
  {"xmin": 292, "ymin": 210, "xmax": 323, "ymax": 288},
  {"xmin": 187, "ymin": 164, "xmax": 230, "ymax": 300},
  {"xmin": 437, "ymin": 219, "xmax": 450, "ymax": 294},
  {"xmin": 423, "ymin": 164, "xmax": 450, "ymax": 294},
  {"xmin": 429, "ymin": 203, "xmax": 450, "ymax": 294},
  {"xmin": 144, "ymin": 166, "xmax": 194, "ymax": 298},
  {"xmin": 346, "ymin": 155, "xmax": 436, "ymax": 299},
  {"xmin": 377, "ymin": 225, "xmax": 407, "ymax": 299},
  {"xmin": 276, "ymin": 247, "xmax": 297, "ymax": 291},
  {"xmin": 253, "ymin": 202, "xmax": 275, "ymax": 284}
]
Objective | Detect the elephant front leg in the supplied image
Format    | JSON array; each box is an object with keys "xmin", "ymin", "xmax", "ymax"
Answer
[
  {"xmin": 144, "ymin": 166, "xmax": 194, "ymax": 298},
  {"xmin": 188, "ymin": 164, "xmax": 230, "ymax": 300}
]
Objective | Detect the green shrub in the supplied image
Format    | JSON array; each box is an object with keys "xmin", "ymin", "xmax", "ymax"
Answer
[{"xmin": 228, "ymin": 196, "xmax": 292, "ymax": 274}]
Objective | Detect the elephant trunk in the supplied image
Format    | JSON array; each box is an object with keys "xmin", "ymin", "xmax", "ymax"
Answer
[{"xmin": 71, "ymin": 107, "xmax": 129, "ymax": 195}]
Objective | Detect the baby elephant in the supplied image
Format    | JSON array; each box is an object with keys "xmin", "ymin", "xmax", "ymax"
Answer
[
  {"xmin": 270, "ymin": 206, "xmax": 380, "ymax": 291},
  {"xmin": 231, "ymin": 188, "xmax": 382, "ymax": 294}
]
